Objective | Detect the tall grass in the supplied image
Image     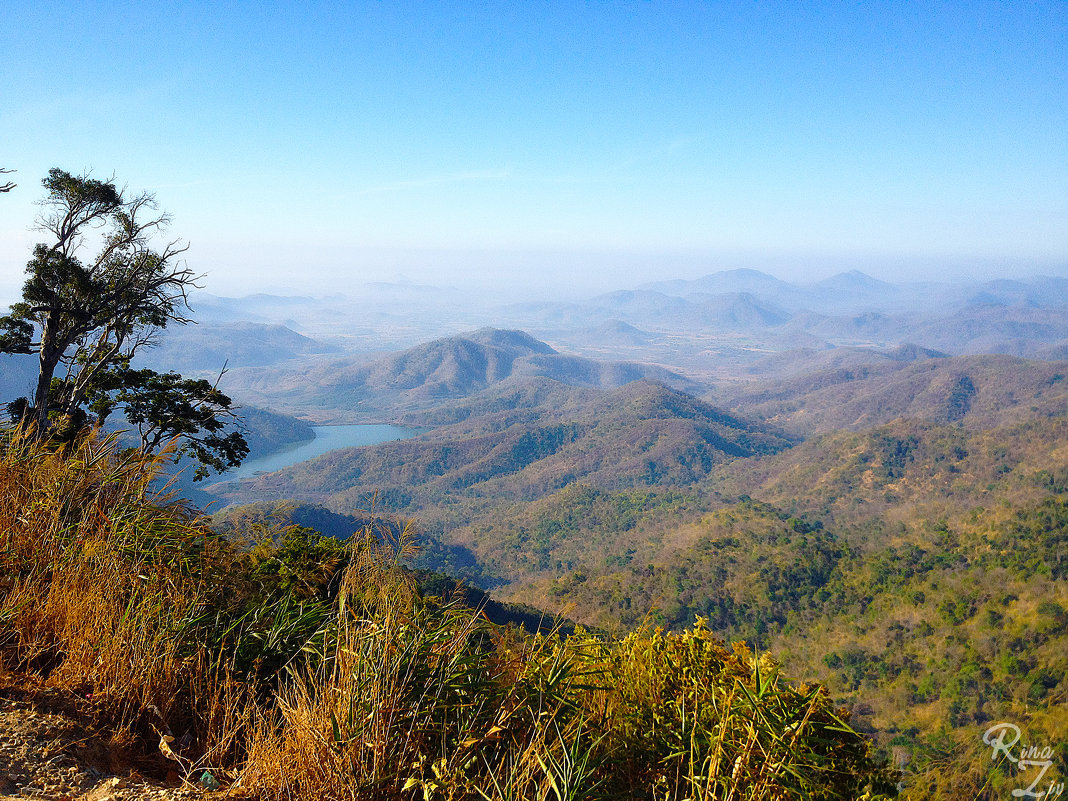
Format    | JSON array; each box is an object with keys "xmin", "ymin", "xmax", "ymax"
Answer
[
  {"xmin": 0, "ymin": 426, "xmax": 257, "ymax": 770},
  {"xmin": 0, "ymin": 429, "xmax": 895, "ymax": 799}
]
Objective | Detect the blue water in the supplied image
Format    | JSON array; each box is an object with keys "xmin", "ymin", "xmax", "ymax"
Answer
[{"xmin": 219, "ymin": 424, "xmax": 418, "ymax": 482}]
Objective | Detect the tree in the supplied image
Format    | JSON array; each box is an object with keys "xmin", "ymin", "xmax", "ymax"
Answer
[
  {"xmin": 89, "ymin": 365, "xmax": 248, "ymax": 479},
  {"xmin": 0, "ymin": 168, "xmax": 247, "ymax": 478},
  {"xmin": 0, "ymin": 167, "xmax": 14, "ymax": 193}
]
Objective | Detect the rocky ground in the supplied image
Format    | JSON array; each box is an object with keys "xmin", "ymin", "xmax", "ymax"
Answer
[{"xmin": 0, "ymin": 681, "xmax": 218, "ymax": 801}]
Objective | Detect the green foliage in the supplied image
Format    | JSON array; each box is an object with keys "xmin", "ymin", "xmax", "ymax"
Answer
[
  {"xmin": 0, "ymin": 168, "xmax": 247, "ymax": 478},
  {"xmin": 249, "ymin": 525, "xmax": 349, "ymax": 601},
  {"xmin": 546, "ymin": 499, "xmax": 842, "ymax": 642},
  {"xmin": 943, "ymin": 374, "xmax": 976, "ymax": 422},
  {"xmin": 106, "ymin": 366, "xmax": 248, "ymax": 479},
  {"xmin": 604, "ymin": 625, "xmax": 896, "ymax": 799},
  {"xmin": 990, "ymin": 497, "xmax": 1068, "ymax": 579}
]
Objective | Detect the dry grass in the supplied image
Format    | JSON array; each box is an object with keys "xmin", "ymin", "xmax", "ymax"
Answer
[
  {"xmin": 0, "ymin": 428, "xmax": 895, "ymax": 799},
  {"xmin": 0, "ymin": 427, "xmax": 255, "ymax": 774}
]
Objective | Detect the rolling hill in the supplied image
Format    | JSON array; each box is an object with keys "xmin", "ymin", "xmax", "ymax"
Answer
[
  {"xmin": 189, "ymin": 317, "xmax": 1067, "ymax": 798},
  {"xmin": 205, "ymin": 380, "xmax": 793, "ymax": 525},
  {"xmin": 135, "ymin": 321, "xmax": 339, "ymax": 373},
  {"xmin": 218, "ymin": 328, "xmax": 700, "ymax": 420},
  {"xmin": 493, "ymin": 409, "xmax": 1067, "ymax": 798},
  {"xmin": 717, "ymin": 353, "xmax": 1068, "ymax": 435}
]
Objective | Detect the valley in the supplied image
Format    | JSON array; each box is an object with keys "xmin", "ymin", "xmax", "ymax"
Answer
[{"xmin": 3, "ymin": 268, "xmax": 1065, "ymax": 798}]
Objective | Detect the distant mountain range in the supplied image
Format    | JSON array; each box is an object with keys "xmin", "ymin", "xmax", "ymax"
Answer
[
  {"xmin": 485, "ymin": 272, "xmax": 1068, "ymax": 370},
  {"xmin": 640, "ymin": 268, "xmax": 1068, "ymax": 313},
  {"xmin": 146, "ymin": 271, "xmax": 1068, "ymax": 393},
  {"xmin": 136, "ymin": 321, "xmax": 338, "ymax": 374}
]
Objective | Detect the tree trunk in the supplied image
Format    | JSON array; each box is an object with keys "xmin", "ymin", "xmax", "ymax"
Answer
[{"xmin": 30, "ymin": 314, "xmax": 62, "ymax": 437}]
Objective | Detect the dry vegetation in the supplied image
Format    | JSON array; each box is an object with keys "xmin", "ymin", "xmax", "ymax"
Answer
[{"xmin": 0, "ymin": 429, "xmax": 895, "ymax": 800}]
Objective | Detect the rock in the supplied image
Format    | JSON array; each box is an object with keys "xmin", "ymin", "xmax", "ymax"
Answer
[{"xmin": 78, "ymin": 777, "xmax": 126, "ymax": 801}]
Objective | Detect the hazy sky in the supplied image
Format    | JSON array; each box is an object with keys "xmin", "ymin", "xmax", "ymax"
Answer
[{"xmin": 2, "ymin": 1, "xmax": 1066, "ymax": 300}]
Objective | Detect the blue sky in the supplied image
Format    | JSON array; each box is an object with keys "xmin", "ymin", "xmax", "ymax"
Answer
[{"xmin": 2, "ymin": 1, "xmax": 1066, "ymax": 299}]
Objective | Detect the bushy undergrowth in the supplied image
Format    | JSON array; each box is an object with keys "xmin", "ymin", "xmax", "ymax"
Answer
[{"xmin": 0, "ymin": 430, "xmax": 895, "ymax": 799}]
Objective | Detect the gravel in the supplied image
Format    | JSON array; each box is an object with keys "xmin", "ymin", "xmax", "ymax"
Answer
[{"xmin": 0, "ymin": 692, "xmax": 216, "ymax": 801}]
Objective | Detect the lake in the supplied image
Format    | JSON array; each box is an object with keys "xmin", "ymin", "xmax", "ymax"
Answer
[{"xmin": 219, "ymin": 424, "xmax": 419, "ymax": 482}]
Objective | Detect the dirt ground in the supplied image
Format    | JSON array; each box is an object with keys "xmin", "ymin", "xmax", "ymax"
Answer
[{"xmin": 0, "ymin": 680, "xmax": 218, "ymax": 801}]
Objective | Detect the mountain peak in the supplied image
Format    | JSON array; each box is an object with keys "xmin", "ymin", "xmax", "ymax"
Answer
[
  {"xmin": 638, "ymin": 269, "xmax": 791, "ymax": 298},
  {"xmin": 815, "ymin": 271, "xmax": 893, "ymax": 292},
  {"xmin": 462, "ymin": 328, "xmax": 557, "ymax": 356}
]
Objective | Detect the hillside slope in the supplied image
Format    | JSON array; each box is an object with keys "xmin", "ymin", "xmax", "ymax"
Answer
[
  {"xmin": 206, "ymin": 380, "xmax": 792, "ymax": 522},
  {"xmin": 720, "ymin": 354, "xmax": 1068, "ymax": 435},
  {"xmin": 219, "ymin": 328, "xmax": 698, "ymax": 420},
  {"xmin": 504, "ymin": 412, "xmax": 1067, "ymax": 798}
]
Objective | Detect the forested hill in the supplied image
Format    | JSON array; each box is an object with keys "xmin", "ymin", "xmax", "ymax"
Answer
[
  {"xmin": 497, "ymin": 411, "xmax": 1066, "ymax": 798},
  {"xmin": 216, "ymin": 327, "xmax": 699, "ymax": 420},
  {"xmin": 206, "ymin": 380, "xmax": 793, "ymax": 513},
  {"xmin": 207, "ymin": 347, "xmax": 1066, "ymax": 798},
  {"xmin": 715, "ymin": 353, "xmax": 1068, "ymax": 435}
]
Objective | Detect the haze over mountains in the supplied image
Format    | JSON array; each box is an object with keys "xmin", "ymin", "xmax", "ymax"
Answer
[
  {"xmin": 7, "ymin": 265, "xmax": 1063, "ymax": 479},
  {"xmin": 131, "ymin": 269, "xmax": 1066, "ymax": 395}
]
